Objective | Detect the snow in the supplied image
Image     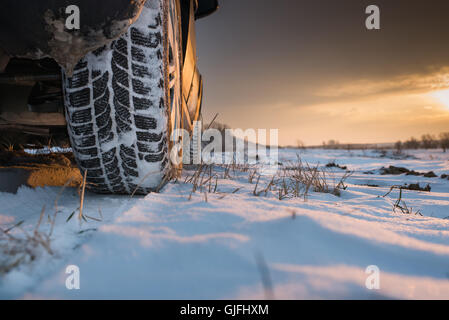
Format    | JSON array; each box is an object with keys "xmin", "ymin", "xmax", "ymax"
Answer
[
  {"xmin": 24, "ymin": 147, "xmax": 72, "ymax": 155},
  {"xmin": 1, "ymin": 148, "xmax": 449, "ymax": 299}
]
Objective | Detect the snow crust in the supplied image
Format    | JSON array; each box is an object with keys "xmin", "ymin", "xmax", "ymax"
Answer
[{"xmin": 1, "ymin": 148, "xmax": 449, "ymax": 299}]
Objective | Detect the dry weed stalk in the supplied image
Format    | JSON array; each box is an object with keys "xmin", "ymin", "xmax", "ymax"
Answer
[
  {"xmin": 382, "ymin": 186, "xmax": 423, "ymax": 216},
  {"xmin": 270, "ymin": 157, "xmax": 351, "ymax": 200},
  {"xmin": 0, "ymin": 156, "xmax": 105, "ymax": 275},
  {"xmin": 182, "ymin": 154, "xmax": 351, "ymax": 202},
  {"xmin": 78, "ymin": 169, "xmax": 87, "ymax": 221},
  {"xmin": 0, "ymin": 206, "xmax": 54, "ymax": 275}
]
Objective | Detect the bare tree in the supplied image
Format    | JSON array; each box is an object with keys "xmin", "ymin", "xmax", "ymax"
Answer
[
  {"xmin": 440, "ymin": 132, "xmax": 449, "ymax": 152},
  {"xmin": 394, "ymin": 140, "xmax": 403, "ymax": 154},
  {"xmin": 296, "ymin": 139, "xmax": 305, "ymax": 150},
  {"xmin": 421, "ymin": 134, "xmax": 437, "ymax": 149},
  {"xmin": 404, "ymin": 137, "xmax": 420, "ymax": 149},
  {"xmin": 327, "ymin": 140, "xmax": 339, "ymax": 149}
]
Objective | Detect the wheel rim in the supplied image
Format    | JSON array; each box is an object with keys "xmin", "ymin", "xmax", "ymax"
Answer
[{"xmin": 166, "ymin": 0, "xmax": 183, "ymax": 168}]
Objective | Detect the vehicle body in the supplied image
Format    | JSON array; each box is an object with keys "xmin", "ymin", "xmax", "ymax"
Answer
[{"xmin": 0, "ymin": 0, "xmax": 218, "ymax": 194}]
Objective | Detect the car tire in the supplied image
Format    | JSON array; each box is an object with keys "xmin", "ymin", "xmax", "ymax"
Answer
[{"xmin": 62, "ymin": 0, "xmax": 183, "ymax": 195}]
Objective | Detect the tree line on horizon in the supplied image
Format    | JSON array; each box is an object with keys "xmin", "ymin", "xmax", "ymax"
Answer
[
  {"xmin": 395, "ymin": 132, "xmax": 449, "ymax": 152},
  {"xmin": 316, "ymin": 132, "xmax": 449, "ymax": 152}
]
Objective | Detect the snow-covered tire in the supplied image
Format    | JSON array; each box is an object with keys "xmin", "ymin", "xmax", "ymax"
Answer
[{"xmin": 62, "ymin": 0, "xmax": 183, "ymax": 195}]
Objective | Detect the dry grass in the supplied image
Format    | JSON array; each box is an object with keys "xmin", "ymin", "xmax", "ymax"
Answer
[
  {"xmin": 182, "ymin": 155, "xmax": 352, "ymax": 201},
  {"xmin": 183, "ymin": 161, "xmax": 253, "ymax": 201},
  {"xmin": 262, "ymin": 157, "xmax": 352, "ymax": 200},
  {"xmin": 78, "ymin": 169, "xmax": 87, "ymax": 221},
  {"xmin": 66, "ymin": 171, "xmax": 104, "ymax": 224},
  {"xmin": 0, "ymin": 170, "xmax": 105, "ymax": 274},
  {"xmin": 0, "ymin": 132, "xmax": 71, "ymax": 152},
  {"xmin": 0, "ymin": 206, "xmax": 53, "ymax": 275},
  {"xmin": 382, "ymin": 186, "xmax": 423, "ymax": 216},
  {"xmin": 0, "ymin": 171, "xmax": 81, "ymax": 275},
  {"xmin": 184, "ymin": 162, "xmax": 219, "ymax": 200}
]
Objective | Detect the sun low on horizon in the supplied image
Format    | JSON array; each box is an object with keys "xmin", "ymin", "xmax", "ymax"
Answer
[{"xmin": 430, "ymin": 88, "xmax": 449, "ymax": 110}]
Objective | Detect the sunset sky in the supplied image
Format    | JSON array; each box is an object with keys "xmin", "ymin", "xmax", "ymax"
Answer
[{"xmin": 196, "ymin": 0, "xmax": 449, "ymax": 146}]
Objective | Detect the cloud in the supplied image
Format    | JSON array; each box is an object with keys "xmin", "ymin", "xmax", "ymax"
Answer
[
  {"xmin": 278, "ymin": 90, "xmax": 449, "ymax": 145},
  {"xmin": 316, "ymin": 67, "xmax": 449, "ymax": 99}
]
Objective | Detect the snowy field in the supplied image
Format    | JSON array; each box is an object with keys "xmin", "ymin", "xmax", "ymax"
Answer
[{"xmin": 1, "ymin": 148, "xmax": 449, "ymax": 299}]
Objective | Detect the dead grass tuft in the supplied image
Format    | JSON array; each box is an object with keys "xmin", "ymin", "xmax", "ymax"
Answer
[
  {"xmin": 271, "ymin": 157, "xmax": 352, "ymax": 200},
  {"xmin": 182, "ymin": 155, "xmax": 352, "ymax": 202},
  {"xmin": 0, "ymin": 206, "xmax": 53, "ymax": 275},
  {"xmin": 382, "ymin": 186, "xmax": 423, "ymax": 216}
]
